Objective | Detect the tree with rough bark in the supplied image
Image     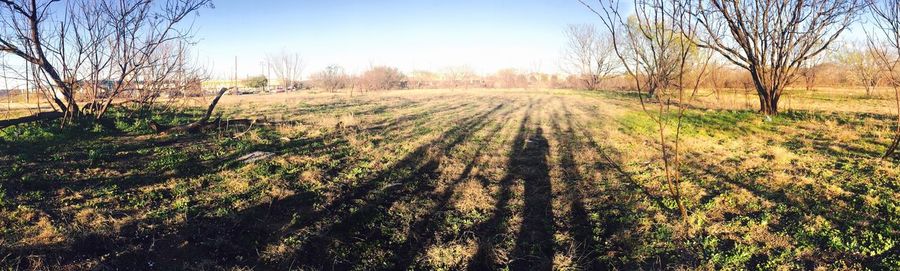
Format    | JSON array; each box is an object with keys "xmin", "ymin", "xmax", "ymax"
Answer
[
  {"xmin": 562, "ymin": 24, "xmax": 618, "ymax": 90},
  {"xmin": 692, "ymin": 0, "xmax": 864, "ymax": 116}
]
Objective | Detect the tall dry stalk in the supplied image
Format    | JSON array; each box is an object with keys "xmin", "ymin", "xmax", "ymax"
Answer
[{"xmin": 580, "ymin": 0, "xmax": 711, "ymax": 224}]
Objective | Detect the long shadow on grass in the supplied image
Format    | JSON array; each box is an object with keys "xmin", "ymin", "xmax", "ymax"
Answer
[
  {"xmin": 548, "ymin": 110, "xmax": 600, "ymax": 269},
  {"xmin": 81, "ymin": 102, "xmax": 508, "ymax": 270},
  {"xmin": 563, "ymin": 101, "xmax": 671, "ymax": 215},
  {"xmin": 1, "ymin": 132, "xmax": 227, "ymax": 223},
  {"xmin": 686, "ymin": 109, "xmax": 890, "ymax": 158},
  {"xmin": 561, "ymin": 100, "xmax": 684, "ymax": 268},
  {"xmin": 289, "ymin": 103, "xmax": 506, "ymax": 228},
  {"xmin": 393, "ymin": 105, "xmax": 514, "ymax": 269},
  {"xmin": 467, "ymin": 103, "xmax": 531, "ymax": 270},
  {"xmin": 686, "ymin": 159, "xmax": 895, "ymax": 267},
  {"xmin": 693, "ymin": 157, "xmax": 882, "ymax": 231},
  {"xmin": 3, "ymin": 99, "xmax": 493, "ymax": 269},
  {"xmin": 287, "ymin": 103, "xmax": 511, "ymax": 270},
  {"xmin": 2, "ymin": 107, "xmax": 253, "ymax": 192},
  {"xmin": 364, "ymin": 100, "xmax": 474, "ymax": 136},
  {"xmin": 2, "ymin": 130, "xmax": 354, "ymax": 269},
  {"xmin": 510, "ymin": 126, "xmax": 554, "ymax": 270},
  {"xmin": 468, "ymin": 100, "xmax": 556, "ymax": 270}
]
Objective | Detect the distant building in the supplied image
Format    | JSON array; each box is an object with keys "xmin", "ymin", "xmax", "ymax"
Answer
[{"xmin": 202, "ymin": 78, "xmax": 287, "ymax": 90}]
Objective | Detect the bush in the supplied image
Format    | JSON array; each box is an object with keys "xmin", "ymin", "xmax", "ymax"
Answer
[{"xmin": 359, "ymin": 66, "xmax": 407, "ymax": 91}]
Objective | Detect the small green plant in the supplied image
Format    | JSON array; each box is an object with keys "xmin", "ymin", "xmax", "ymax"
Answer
[{"xmin": 148, "ymin": 147, "xmax": 192, "ymax": 172}]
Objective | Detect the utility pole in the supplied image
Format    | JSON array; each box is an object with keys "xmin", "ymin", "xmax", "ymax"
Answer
[
  {"xmin": 266, "ymin": 60, "xmax": 271, "ymax": 91},
  {"xmin": 231, "ymin": 56, "xmax": 237, "ymax": 90},
  {"xmin": 259, "ymin": 61, "xmax": 267, "ymax": 92}
]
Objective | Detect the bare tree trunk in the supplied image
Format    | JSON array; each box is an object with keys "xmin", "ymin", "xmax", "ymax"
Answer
[
  {"xmin": 151, "ymin": 87, "xmax": 229, "ymax": 133},
  {"xmin": 885, "ymin": 86, "xmax": 900, "ymax": 158},
  {"xmin": 885, "ymin": 127, "xmax": 900, "ymax": 158}
]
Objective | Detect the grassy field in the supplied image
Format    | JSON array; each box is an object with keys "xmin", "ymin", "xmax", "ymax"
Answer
[{"xmin": 1, "ymin": 88, "xmax": 898, "ymax": 270}]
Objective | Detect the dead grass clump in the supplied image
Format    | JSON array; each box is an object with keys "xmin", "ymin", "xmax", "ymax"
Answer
[
  {"xmin": 422, "ymin": 239, "xmax": 477, "ymax": 271},
  {"xmin": 387, "ymin": 199, "xmax": 432, "ymax": 243},
  {"xmin": 298, "ymin": 168, "xmax": 324, "ymax": 189},
  {"xmin": 274, "ymin": 123, "xmax": 308, "ymax": 138},
  {"xmin": 221, "ymin": 171, "xmax": 251, "ymax": 193},
  {"xmin": 260, "ymin": 240, "xmax": 296, "ymax": 264},
  {"xmin": 22, "ymin": 216, "xmax": 64, "ymax": 247},
  {"xmin": 317, "ymin": 113, "xmax": 358, "ymax": 130},
  {"xmin": 452, "ymin": 180, "xmax": 493, "ymax": 214},
  {"xmin": 339, "ymin": 113, "xmax": 358, "ymax": 128},
  {"xmin": 822, "ymin": 119, "xmax": 860, "ymax": 143},
  {"xmin": 767, "ymin": 145, "xmax": 798, "ymax": 168},
  {"xmin": 738, "ymin": 153, "xmax": 768, "ymax": 174},
  {"xmin": 245, "ymin": 129, "xmax": 275, "ymax": 145},
  {"xmin": 74, "ymin": 208, "xmax": 107, "ymax": 229}
]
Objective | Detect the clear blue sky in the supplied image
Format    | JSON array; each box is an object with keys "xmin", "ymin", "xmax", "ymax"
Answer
[{"xmin": 192, "ymin": 0, "xmax": 602, "ymax": 79}]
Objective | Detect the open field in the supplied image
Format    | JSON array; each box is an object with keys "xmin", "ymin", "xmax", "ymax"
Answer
[{"xmin": 1, "ymin": 89, "xmax": 899, "ymax": 270}]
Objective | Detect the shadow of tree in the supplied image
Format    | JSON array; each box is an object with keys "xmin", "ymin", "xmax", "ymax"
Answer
[
  {"xmin": 548, "ymin": 109, "xmax": 599, "ymax": 269},
  {"xmin": 685, "ymin": 157, "xmax": 897, "ymax": 267},
  {"xmin": 59, "ymin": 103, "xmax": 509, "ymax": 270},
  {"xmin": 559, "ymin": 99, "xmax": 684, "ymax": 269},
  {"xmin": 392, "ymin": 105, "xmax": 515, "ymax": 269},
  {"xmin": 1, "ymin": 97, "xmax": 503, "ymax": 269}
]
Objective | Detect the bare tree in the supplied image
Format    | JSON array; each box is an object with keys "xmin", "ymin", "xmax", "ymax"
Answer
[
  {"xmin": 0, "ymin": 0, "xmax": 212, "ymax": 122},
  {"xmin": 707, "ymin": 59, "xmax": 727, "ymax": 106},
  {"xmin": 799, "ymin": 53, "xmax": 825, "ymax": 93},
  {"xmin": 692, "ymin": 0, "xmax": 863, "ymax": 116},
  {"xmin": 581, "ymin": 0, "xmax": 711, "ymax": 223},
  {"xmin": 134, "ymin": 42, "xmax": 209, "ymax": 110},
  {"xmin": 441, "ymin": 65, "xmax": 477, "ymax": 89},
  {"xmin": 310, "ymin": 64, "xmax": 347, "ymax": 92},
  {"xmin": 493, "ymin": 68, "xmax": 527, "ymax": 88},
  {"xmin": 266, "ymin": 50, "xmax": 305, "ymax": 90},
  {"xmin": 583, "ymin": 3, "xmax": 684, "ymax": 98},
  {"xmin": 835, "ymin": 43, "xmax": 882, "ymax": 96},
  {"xmin": 408, "ymin": 70, "xmax": 439, "ymax": 89},
  {"xmin": 866, "ymin": 0, "xmax": 900, "ymax": 157},
  {"xmin": 359, "ymin": 66, "xmax": 406, "ymax": 91},
  {"xmin": 562, "ymin": 24, "xmax": 618, "ymax": 90}
]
